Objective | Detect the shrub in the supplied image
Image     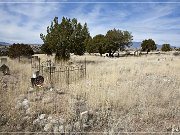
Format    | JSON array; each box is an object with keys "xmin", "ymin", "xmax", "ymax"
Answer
[
  {"xmin": 161, "ymin": 44, "xmax": 172, "ymax": 52},
  {"xmin": 173, "ymin": 52, "xmax": 180, "ymax": 56},
  {"xmin": 8, "ymin": 43, "xmax": 34, "ymax": 58},
  {"xmin": 141, "ymin": 39, "xmax": 157, "ymax": 52}
]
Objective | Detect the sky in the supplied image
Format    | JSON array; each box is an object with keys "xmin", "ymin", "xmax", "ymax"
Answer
[{"xmin": 0, "ymin": 0, "xmax": 180, "ymax": 47}]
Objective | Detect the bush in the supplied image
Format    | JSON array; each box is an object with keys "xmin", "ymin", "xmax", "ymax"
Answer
[
  {"xmin": 173, "ymin": 52, "xmax": 180, "ymax": 56},
  {"xmin": 8, "ymin": 43, "xmax": 34, "ymax": 58},
  {"xmin": 161, "ymin": 44, "xmax": 172, "ymax": 52},
  {"xmin": 175, "ymin": 48, "xmax": 180, "ymax": 51},
  {"xmin": 141, "ymin": 39, "xmax": 157, "ymax": 52}
]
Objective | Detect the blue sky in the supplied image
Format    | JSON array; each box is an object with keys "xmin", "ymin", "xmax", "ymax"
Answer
[{"xmin": 0, "ymin": 0, "xmax": 180, "ymax": 47}]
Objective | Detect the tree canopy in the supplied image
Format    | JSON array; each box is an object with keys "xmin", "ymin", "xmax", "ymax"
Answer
[
  {"xmin": 8, "ymin": 43, "xmax": 34, "ymax": 58},
  {"xmin": 161, "ymin": 44, "xmax": 171, "ymax": 51},
  {"xmin": 105, "ymin": 29, "xmax": 133, "ymax": 56},
  {"xmin": 86, "ymin": 34, "xmax": 106, "ymax": 56},
  {"xmin": 141, "ymin": 39, "xmax": 157, "ymax": 52},
  {"xmin": 40, "ymin": 16, "xmax": 90, "ymax": 60},
  {"xmin": 40, "ymin": 17, "xmax": 134, "ymax": 58}
]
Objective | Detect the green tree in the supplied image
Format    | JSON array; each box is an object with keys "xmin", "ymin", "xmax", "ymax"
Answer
[
  {"xmin": 71, "ymin": 21, "xmax": 90, "ymax": 55},
  {"xmin": 161, "ymin": 44, "xmax": 172, "ymax": 51},
  {"xmin": 141, "ymin": 39, "xmax": 157, "ymax": 52},
  {"xmin": 92, "ymin": 34, "xmax": 106, "ymax": 56},
  {"xmin": 8, "ymin": 43, "xmax": 34, "ymax": 58},
  {"xmin": 40, "ymin": 17, "xmax": 89, "ymax": 60},
  {"xmin": 40, "ymin": 17, "xmax": 59, "ymax": 55},
  {"xmin": 105, "ymin": 28, "xmax": 133, "ymax": 56},
  {"xmin": 85, "ymin": 36, "xmax": 97, "ymax": 54}
]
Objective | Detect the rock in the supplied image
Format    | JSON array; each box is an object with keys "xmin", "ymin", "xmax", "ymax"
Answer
[
  {"xmin": 58, "ymin": 118, "xmax": 65, "ymax": 125},
  {"xmin": 74, "ymin": 121, "xmax": 81, "ymax": 131},
  {"xmin": 15, "ymin": 101, "xmax": 22, "ymax": 109},
  {"xmin": 39, "ymin": 119, "xmax": 47, "ymax": 127},
  {"xmin": 33, "ymin": 118, "xmax": 40, "ymax": 125},
  {"xmin": 44, "ymin": 123, "xmax": 52, "ymax": 132},
  {"xmin": 16, "ymin": 124, "xmax": 22, "ymax": 130},
  {"xmin": 80, "ymin": 111, "xmax": 89, "ymax": 123},
  {"xmin": 26, "ymin": 108, "xmax": 32, "ymax": 115},
  {"xmin": 39, "ymin": 114, "xmax": 46, "ymax": 120},
  {"xmin": 59, "ymin": 125, "xmax": 64, "ymax": 133},
  {"xmin": 65, "ymin": 124, "xmax": 72, "ymax": 132},
  {"xmin": 22, "ymin": 116, "xmax": 30, "ymax": 122},
  {"xmin": 47, "ymin": 115, "xmax": 53, "ymax": 121},
  {"xmin": 22, "ymin": 99, "xmax": 29, "ymax": 110},
  {"xmin": 89, "ymin": 120, "xmax": 94, "ymax": 127},
  {"xmin": 80, "ymin": 111, "xmax": 88, "ymax": 117},
  {"xmin": 83, "ymin": 124, "xmax": 91, "ymax": 131},
  {"xmin": 50, "ymin": 119, "xmax": 58, "ymax": 125},
  {"xmin": 53, "ymin": 125, "xmax": 59, "ymax": 133}
]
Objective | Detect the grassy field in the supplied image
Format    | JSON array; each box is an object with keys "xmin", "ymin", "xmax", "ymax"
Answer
[{"xmin": 0, "ymin": 52, "xmax": 180, "ymax": 134}]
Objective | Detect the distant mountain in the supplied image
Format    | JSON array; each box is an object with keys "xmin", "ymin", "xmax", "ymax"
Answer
[
  {"xmin": 130, "ymin": 42, "xmax": 174, "ymax": 49},
  {"xmin": 0, "ymin": 42, "xmax": 10, "ymax": 45},
  {"xmin": 131, "ymin": 42, "xmax": 142, "ymax": 49}
]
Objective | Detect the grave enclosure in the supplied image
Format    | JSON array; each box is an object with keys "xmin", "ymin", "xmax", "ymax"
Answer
[{"xmin": 31, "ymin": 56, "xmax": 86, "ymax": 88}]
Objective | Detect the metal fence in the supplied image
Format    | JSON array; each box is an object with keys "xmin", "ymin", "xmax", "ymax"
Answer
[{"xmin": 31, "ymin": 58, "xmax": 86, "ymax": 87}]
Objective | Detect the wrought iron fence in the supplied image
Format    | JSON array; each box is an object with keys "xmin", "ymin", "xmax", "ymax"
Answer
[{"xmin": 31, "ymin": 58, "xmax": 86, "ymax": 87}]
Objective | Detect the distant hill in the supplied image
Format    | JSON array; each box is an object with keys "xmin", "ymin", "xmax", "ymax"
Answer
[
  {"xmin": 0, "ymin": 42, "xmax": 10, "ymax": 46},
  {"xmin": 130, "ymin": 42, "xmax": 176, "ymax": 49},
  {"xmin": 131, "ymin": 42, "xmax": 141, "ymax": 49}
]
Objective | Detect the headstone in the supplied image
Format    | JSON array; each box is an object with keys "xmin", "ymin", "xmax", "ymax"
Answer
[
  {"xmin": 32, "ymin": 56, "xmax": 39, "ymax": 61},
  {"xmin": 1, "ymin": 58, "xmax": 7, "ymax": 64}
]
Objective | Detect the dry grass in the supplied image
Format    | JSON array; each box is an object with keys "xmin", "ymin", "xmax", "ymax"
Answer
[{"xmin": 0, "ymin": 52, "xmax": 180, "ymax": 133}]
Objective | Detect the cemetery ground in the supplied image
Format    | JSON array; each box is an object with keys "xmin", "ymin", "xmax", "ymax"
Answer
[{"xmin": 0, "ymin": 52, "xmax": 180, "ymax": 134}]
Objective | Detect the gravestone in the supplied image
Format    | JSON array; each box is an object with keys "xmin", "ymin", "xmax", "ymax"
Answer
[
  {"xmin": 32, "ymin": 56, "xmax": 39, "ymax": 61},
  {"xmin": 1, "ymin": 58, "xmax": 7, "ymax": 64}
]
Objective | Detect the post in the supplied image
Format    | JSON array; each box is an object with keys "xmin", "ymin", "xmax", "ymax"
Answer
[
  {"xmin": 67, "ymin": 66, "xmax": 70, "ymax": 86},
  {"xmin": 41, "ymin": 65, "xmax": 43, "ymax": 75},
  {"xmin": 49, "ymin": 60, "xmax": 52, "ymax": 85},
  {"xmin": 85, "ymin": 57, "xmax": 86, "ymax": 77},
  {"xmin": 31, "ymin": 57, "xmax": 33, "ymax": 68},
  {"xmin": 38, "ymin": 58, "xmax": 41, "ymax": 72},
  {"xmin": 18, "ymin": 56, "xmax": 20, "ymax": 62}
]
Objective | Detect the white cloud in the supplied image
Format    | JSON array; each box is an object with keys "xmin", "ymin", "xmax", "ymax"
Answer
[
  {"xmin": 0, "ymin": 1, "xmax": 180, "ymax": 46},
  {"xmin": 0, "ymin": 3, "xmax": 60, "ymax": 43}
]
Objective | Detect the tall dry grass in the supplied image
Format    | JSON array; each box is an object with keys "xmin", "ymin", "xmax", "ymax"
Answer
[
  {"xmin": 69, "ymin": 54, "xmax": 180, "ymax": 132},
  {"xmin": 0, "ymin": 53, "xmax": 180, "ymax": 132}
]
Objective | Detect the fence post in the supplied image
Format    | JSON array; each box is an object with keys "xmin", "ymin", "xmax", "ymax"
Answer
[
  {"xmin": 41, "ymin": 65, "xmax": 43, "ymax": 75},
  {"xmin": 49, "ymin": 60, "xmax": 52, "ymax": 85},
  {"xmin": 31, "ymin": 57, "xmax": 33, "ymax": 68},
  {"xmin": 67, "ymin": 66, "xmax": 70, "ymax": 86},
  {"xmin": 85, "ymin": 57, "xmax": 86, "ymax": 77},
  {"xmin": 38, "ymin": 58, "xmax": 41, "ymax": 72}
]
